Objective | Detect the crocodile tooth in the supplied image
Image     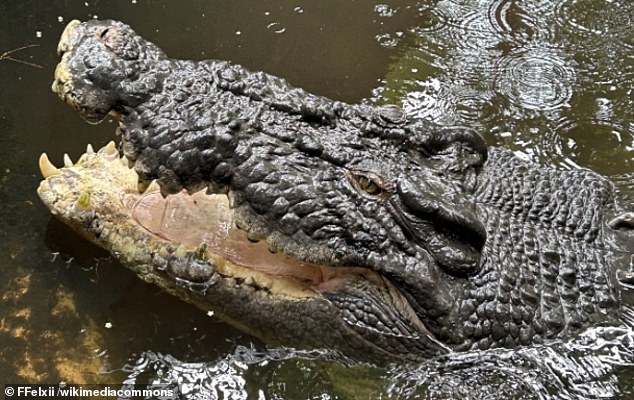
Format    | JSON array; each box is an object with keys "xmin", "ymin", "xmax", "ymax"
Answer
[
  {"xmin": 38, "ymin": 153, "xmax": 60, "ymax": 178},
  {"xmin": 146, "ymin": 180, "xmax": 161, "ymax": 193},
  {"xmin": 86, "ymin": 143, "xmax": 95, "ymax": 154},
  {"xmin": 63, "ymin": 153, "xmax": 73, "ymax": 167},
  {"xmin": 101, "ymin": 140, "xmax": 118, "ymax": 158}
]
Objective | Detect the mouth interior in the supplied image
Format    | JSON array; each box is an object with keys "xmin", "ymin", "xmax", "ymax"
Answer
[
  {"xmin": 126, "ymin": 189, "xmax": 330, "ymax": 286},
  {"xmin": 37, "ymin": 144, "xmax": 369, "ymax": 297}
]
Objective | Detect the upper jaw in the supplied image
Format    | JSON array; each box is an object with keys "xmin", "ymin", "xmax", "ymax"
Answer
[{"xmin": 57, "ymin": 19, "xmax": 82, "ymax": 56}]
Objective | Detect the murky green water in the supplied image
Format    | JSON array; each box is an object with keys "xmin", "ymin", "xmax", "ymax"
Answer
[{"xmin": 1, "ymin": 0, "xmax": 633, "ymax": 398}]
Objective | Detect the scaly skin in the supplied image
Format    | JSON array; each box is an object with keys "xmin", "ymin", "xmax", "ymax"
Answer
[
  {"xmin": 38, "ymin": 145, "xmax": 447, "ymax": 361},
  {"xmin": 42, "ymin": 19, "xmax": 634, "ymax": 359}
]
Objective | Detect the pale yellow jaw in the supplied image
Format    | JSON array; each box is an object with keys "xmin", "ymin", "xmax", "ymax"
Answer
[{"xmin": 36, "ymin": 141, "xmax": 370, "ymax": 298}]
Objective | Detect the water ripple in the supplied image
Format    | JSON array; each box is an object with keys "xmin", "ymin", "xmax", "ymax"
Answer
[
  {"xmin": 487, "ymin": 0, "xmax": 542, "ymax": 43},
  {"xmin": 493, "ymin": 46, "xmax": 575, "ymax": 111},
  {"xmin": 412, "ymin": 5, "xmax": 449, "ymax": 34},
  {"xmin": 119, "ymin": 324, "xmax": 634, "ymax": 399},
  {"xmin": 387, "ymin": 326, "xmax": 634, "ymax": 399},
  {"xmin": 450, "ymin": 10, "xmax": 503, "ymax": 51},
  {"xmin": 401, "ymin": 81, "xmax": 498, "ymax": 126},
  {"xmin": 555, "ymin": 0, "xmax": 634, "ymax": 37},
  {"xmin": 123, "ymin": 351, "xmax": 248, "ymax": 399},
  {"xmin": 543, "ymin": 117, "xmax": 634, "ymax": 175}
]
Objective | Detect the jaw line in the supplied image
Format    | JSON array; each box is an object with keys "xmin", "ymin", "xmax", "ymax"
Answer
[
  {"xmin": 36, "ymin": 141, "xmax": 385, "ymax": 297},
  {"xmin": 36, "ymin": 139, "xmax": 443, "ymax": 356}
]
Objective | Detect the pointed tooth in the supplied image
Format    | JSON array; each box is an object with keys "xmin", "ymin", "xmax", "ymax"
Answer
[
  {"xmin": 105, "ymin": 140, "xmax": 116, "ymax": 154},
  {"xmin": 63, "ymin": 153, "xmax": 73, "ymax": 167},
  {"xmin": 38, "ymin": 153, "xmax": 60, "ymax": 178},
  {"xmin": 144, "ymin": 180, "xmax": 161, "ymax": 193},
  {"xmin": 101, "ymin": 140, "xmax": 118, "ymax": 158},
  {"xmin": 86, "ymin": 144, "xmax": 95, "ymax": 154}
]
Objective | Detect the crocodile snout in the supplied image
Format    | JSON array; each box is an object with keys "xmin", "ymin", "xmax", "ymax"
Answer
[{"xmin": 57, "ymin": 19, "xmax": 81, "ymax": 56}]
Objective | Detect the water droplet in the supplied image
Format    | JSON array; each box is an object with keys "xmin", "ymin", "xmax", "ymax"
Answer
[
  {"xmin": 84, "ymin": 1, "xmax": 89, "ymax": 6},
  {"xmin": 235, "ymin": 30, "xmax": 242, "ymax": 36},
  {"xmin": 266, "ymin": 22, "xmax": 286, "ymax": 34},
  {"xmin": 411, "ymin": 68, "xmax": 419, "ymax": 73},
  {"xmin": 264, "ymin": 11, "xmax": 270, "ymax": 16},
  {"xmin": 35, "ymin": 31, "xmax": 42, "ymax": 38},
  {"xmin": 376, "ymin": 33, "xmax": 399, "ymax": 48},
  {"xmin": 294, "ymin": 6, "xmax": 304, "ymax": 14},
  {"xmin": 57, "ymin": 16, "xmax": 64, "ymax": 23},
  {"xmin": 374, "ymin": 4, "xmax": 397, "ymax": 17},
  {"xmin": 105, "ymin": 322, "xmax": 112, "ymax": 329},
  {"xmin": 131, "ymin": 0, "xmax": 137, "ymax": 3}
]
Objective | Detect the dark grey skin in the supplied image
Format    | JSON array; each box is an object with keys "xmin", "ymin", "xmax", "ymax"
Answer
[{"xmin": 51, "ymin": 19, "xmax": 634, "ymax": 358}]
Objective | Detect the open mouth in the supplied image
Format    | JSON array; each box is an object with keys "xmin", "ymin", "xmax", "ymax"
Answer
[
  {"xmin": 36, "ymin": 142, "xmax": 388, "ymax": 299},
  {"xmin": 37, "ymin": 142, "xmax": 448, "ymax": 359},
  {"xmin": 41, "ymin": 19, "xmax": 455, "ymax": 358}
]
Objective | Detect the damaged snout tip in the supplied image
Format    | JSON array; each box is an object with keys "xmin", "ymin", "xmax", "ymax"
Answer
[{"xmin": 57, "ymin": 19, "xmax": 81, "ymax": 56}]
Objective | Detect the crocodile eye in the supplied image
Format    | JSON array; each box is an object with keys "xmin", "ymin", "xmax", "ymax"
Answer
[
  {"xmin": 357, "ymin": 176, "xmax": 381, "ymax": 194},
  {"xmin": 348, "ymin": 170, "xmax": 392, "ymax": 199}
]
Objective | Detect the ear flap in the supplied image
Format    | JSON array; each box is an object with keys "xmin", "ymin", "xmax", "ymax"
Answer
[
  {"xmin": 368, "ymin": 109, "xmax": 488, "ymax": 189},
  {"xmin": 366, "ymin": 106, "xmax": 488, "ymax": 166},
  {"xmin": 388, "ymin": 176, "xmax": 486, "ymax": 276},
  {"xmin": 410, "ymin": 125, "xmax": 488, "ymax": 188}
]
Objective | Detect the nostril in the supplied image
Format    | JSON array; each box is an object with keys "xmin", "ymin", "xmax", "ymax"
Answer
[{"xmin": 99, "ymin": 28, "xmax": 110, "ymax": 39}]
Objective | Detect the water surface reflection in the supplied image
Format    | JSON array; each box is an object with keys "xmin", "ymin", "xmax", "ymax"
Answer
[{"xmin": 0, "ymin": 0, "xmax": 633, "ymax": 398}]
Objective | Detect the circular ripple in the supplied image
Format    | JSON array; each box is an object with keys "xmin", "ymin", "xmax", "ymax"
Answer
[
  {"xmin": 413, "ymin": 6, "xmax": 450, "ymax": 34},
  {"xmin": 452, "ymin": 88, "xmax": 499, "ymax": 126},
  {"xmin": 541, "ymin": 117, "xmax": 634, "ymax": 175},
  {"xmin": 449, "ymin": 11, "xmax": 503, "ymax": 51},
  {"xmin": 401, "ymin": 81, "xmax": 498, "ymax": 126},
  {"xmin": 442, "ymin": 0, "xmax": 544, "ymax": 54},
  {"xmin": 493, "ymin": 46, "xmax": 575, "ymax": 112},
  {"xmin": 555, "ymin": 0, "xmax": 633, "ymax": 36},
  {"xmin": 401, "ymin": 84, "xmax": 449, "ymax": 123},
  {"xmin": 487, "ymin": 0, "xmax": 546, "ymax": 43}
]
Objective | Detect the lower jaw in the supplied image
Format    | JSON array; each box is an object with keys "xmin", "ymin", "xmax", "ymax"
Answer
[{"xmin": 37, "ymin": 141, "xmax": 443, "ymax": 361}]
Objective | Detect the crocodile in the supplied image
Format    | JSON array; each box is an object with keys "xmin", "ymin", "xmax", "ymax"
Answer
[{"xmin": 39, "ymin": 19, "xmax": 634, "ymax": 361}]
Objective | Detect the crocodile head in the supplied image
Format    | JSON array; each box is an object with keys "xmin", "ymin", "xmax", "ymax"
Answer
[
  {"xmin": 37, "ymin": 143, "xmax": 451, "ymax": 360},
  {"xmin": 48, "ymin": 20, "xmax": 569, "ymax": 357}
]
